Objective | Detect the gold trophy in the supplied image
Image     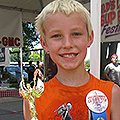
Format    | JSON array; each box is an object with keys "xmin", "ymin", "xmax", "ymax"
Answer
[{"xmin": 19, "ymin": 74, "xmax": 44, "ymax": 120}]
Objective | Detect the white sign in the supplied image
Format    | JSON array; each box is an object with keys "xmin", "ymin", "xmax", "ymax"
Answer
[
  {"xmin": 0, "ymin": 9, "xmax": 23, "ymax": 47},
  {"xmin": 0, "ymin": 48, "xmax": 10, "ymax": 66},
  {"xmin": 101, "ymin": 0, "xmax": 120, "ymax": 42},
  {"xmin": 0, "ymin": 48, "xmax": 5, "ymax": 62}
]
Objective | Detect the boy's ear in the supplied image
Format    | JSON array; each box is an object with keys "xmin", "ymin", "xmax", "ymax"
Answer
[
  {"xmin": 87, "ymin": 30, "xmax": 94, "ymax": 48},
  {"xmin": 40, "ymin": 36, "xmax": 49, "ymax": 52}
]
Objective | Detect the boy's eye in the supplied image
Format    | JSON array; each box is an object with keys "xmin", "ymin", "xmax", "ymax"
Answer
[
  {"xmin": 52, "ymin": 34, "xmax": 61, "ymax": 38},
  {"xmin": 72, "ymin": 32, "xmax": 81, "ymax": 36}
]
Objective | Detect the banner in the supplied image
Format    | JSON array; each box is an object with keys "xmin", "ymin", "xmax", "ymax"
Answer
[
  {"xmin": 0, "ymin": 9, "xmax": 23, "ymax": 47},
  {"xmin": 101, "ymin": 0, "xmax": 120, "ymax": 42}
]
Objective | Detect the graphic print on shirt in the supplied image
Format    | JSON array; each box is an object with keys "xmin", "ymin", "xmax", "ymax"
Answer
[
  {"xmin": 54, "ymin": 102, "xmax": 73, "ymax": 120},
  {"xmin": 86, "ymin": 90, "xmax": 108, "ymax": 120}
]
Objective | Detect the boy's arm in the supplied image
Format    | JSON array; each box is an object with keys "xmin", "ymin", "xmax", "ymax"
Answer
[
  {"xmin": 111, "ymin": 84, "xmax": 120, "ymax": 120},
  {"xmin": 23, "ymin": 99, "xmax": 31, "ymax": 120}
]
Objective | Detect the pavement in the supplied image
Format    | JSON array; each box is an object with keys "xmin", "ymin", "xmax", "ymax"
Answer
[{"xmin": 0, "ymin": 96, "xmax": 25, "ymax": 120}]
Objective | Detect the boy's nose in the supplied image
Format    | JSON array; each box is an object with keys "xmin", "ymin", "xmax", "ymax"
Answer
[{"xmin": 62, "ymin": 36, "xmax": 73, "ymax": 49}]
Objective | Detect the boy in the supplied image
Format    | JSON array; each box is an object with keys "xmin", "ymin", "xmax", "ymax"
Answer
[{"xmin": 23, "ymin": 0, "xmax": 120, "ymax": 119}]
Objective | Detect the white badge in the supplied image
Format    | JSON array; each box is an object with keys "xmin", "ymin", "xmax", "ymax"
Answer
[{"xmin": 86, "ymin": 90, "xmax": 108, "ymax": 113}]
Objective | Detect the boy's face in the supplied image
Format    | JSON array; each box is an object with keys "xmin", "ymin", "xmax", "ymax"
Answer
[{"xmin": 41, "ymin": 12, "xmax": 93, "ymax": 70}]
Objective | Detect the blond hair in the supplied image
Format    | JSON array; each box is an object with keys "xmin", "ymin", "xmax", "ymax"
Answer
[{"xmin": 35, "ymin": 0, "xmax": 93, "ymax": 41}]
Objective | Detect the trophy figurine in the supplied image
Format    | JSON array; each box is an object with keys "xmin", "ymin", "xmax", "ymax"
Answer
[{"xmin": 19, "ymin": 74, "xmax": 44, "ymax": 120}]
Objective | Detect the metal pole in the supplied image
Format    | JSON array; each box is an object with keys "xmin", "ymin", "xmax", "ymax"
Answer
[
  {"xmin": 20, "ymin": 47, "xmax": 23, "ymax": 78},
  {"xmin": 90, "ymin": 0, "xmax": 101, "ymax": 79}
]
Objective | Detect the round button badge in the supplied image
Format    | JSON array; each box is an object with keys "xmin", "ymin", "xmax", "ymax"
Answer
[{"xmin": 86, "ymin": 90, "xmax": 108, "ymax": 113}]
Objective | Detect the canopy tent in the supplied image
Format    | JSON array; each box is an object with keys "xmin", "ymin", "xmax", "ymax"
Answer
[
  {"xmin": 0, "ymin": 0, "xmax": 90, "ymax": 22},
  {"xmin": 0, "ymin": 0, "xmax": 101, "ymax": 79}
]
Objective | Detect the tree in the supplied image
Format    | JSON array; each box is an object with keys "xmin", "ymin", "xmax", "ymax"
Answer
[
  {"xmin": 22, "ymin": 22, "xmax": 40, "ymax": 62},
  {"xmin": 28, "ymin": 51, "xmax": 40, "ymax": 62},
  {"xmin": 10, "ymin": 48, "xmax": 20, "ymax": 62},
  {"xmin": 22, "ymin": 22, "xmax": 40, "ymax": 50},
  {"xmin": 10, "ymin": 22, "xmax": 40, "ymax": 62}
]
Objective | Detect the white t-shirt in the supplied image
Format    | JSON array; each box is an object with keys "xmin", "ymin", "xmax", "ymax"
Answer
[{"xmin": 104, "ymin": 63, "xmax": 120, "ymax": 85}]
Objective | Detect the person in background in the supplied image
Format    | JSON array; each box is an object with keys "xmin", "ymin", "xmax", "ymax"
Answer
[
  {"xmin": 36, "ymin": 61, "xmax": 40, "ymax": 69},
  {"xmin": 15, "ymin": 60, "xmax": 21, "ymax": 83},
  {"xmin": 34, "ymin": 62, "xmax": 43, "ymax": 81},
  {"xmin": 27, "ymin": 61, "xmax": 35, "ymax": 83},
  {"xmin": 104, "ymin": 54, "xmax": 120, "ymax": 86},
  {"xmin": 36, "ymin": 61, "xmax": 44, "ymax": 73},
  {"xmin": 23, "ymin": 0, "xmax": 120, "ymax": 120},
  {"xmin": 40, "ymin": 62, "xmax": 44, "ymax": 74}
]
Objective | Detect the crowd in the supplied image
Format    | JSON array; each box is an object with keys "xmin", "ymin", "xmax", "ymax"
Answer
[{"xmin": 15, "ymin": 60, "xmax": 57, "ymax": 85}]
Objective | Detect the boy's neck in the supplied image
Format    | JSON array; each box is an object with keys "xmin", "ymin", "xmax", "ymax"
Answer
[{"xmin": 56, "ymin": 68, "xmax": 90, "ymax": 87}]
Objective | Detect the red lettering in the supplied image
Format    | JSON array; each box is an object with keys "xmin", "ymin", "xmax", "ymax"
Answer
[
  {"xmin": 2, "ymin": 37, "xmax": 7, "ymax": 46},
  {"xmin": 118, "ymin": 10, "xmax": 120, "ymax": 23},
  {"xmin": 1, "ymin": 36, "xmax": 21, "ymax": 47},
  {"xmin": 100, "ymin": 97, "xmax": 105, "ymax": 101},
  {"xmin": 101, "ymin": 4, "xmax": 105, "ymax": 14},
  {"xmin": 88, "ymin": 98, "xmax": 92, "ymax": 103},
  {"xmin": 117, "ymin": 0, "xmax": 120, "ymax": 9},
  {"xmin": 101, "ymin": 1, "xmax": 115, "ymax": 14},
  {"xmin": 8, "ymin": 37, "xmax": 14, "ymax": 46},
  {"xmin": 105, "ymin": 13, "xmax": 110, "ymax": 25},
  {"xmin": 101, "ymin": 11, "xmax": 116, "ymax": 26},
  {"xmin": 15, "ymin": 37, "xmax": 20, "ymax": 46},
  {"xmin": 101, "ymin": 15, "xmax": 105, "ymax": 26},
  {"xmin": 110, "ymin": 11, "xmax": 116, "ymax": 24},
  {"xmin": 110, "ymin": 0, "xmax": 115, "ymax": 10},
  {"xmin": 106, "ymin": 2, "xmax": 110, "ymax": 12}
]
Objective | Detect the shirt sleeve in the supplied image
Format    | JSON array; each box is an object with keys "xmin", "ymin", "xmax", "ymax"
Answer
[{"xmin": 104, "ymin": 64, "xmax": 110, "ymax": 74}]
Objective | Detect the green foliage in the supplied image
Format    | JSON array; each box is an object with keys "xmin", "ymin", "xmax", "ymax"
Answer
[
  {"xmin": 85, "ymin": 59, "xmax": 90, "ymax": 69},
  {"xmin": 28, "ymin": 50, "xmax": 44, "ymax": 62},
  {"xmin": 9, "ymin": 83, "xmax": 19, "ymax": 89},
  {"xmin": 117, "ymin": 60, "xmax": 120, "ymax": 63},
  {"xmin": 10, "ymin": 48, "xmax": 20, "ymax": 61},
  {"xmin": 28, "ymin": 51, "xmax": 40, "ymax": 62},
  {"xmin": 10, "ymin": 22, "xmax": 40, "ymax": 62}
]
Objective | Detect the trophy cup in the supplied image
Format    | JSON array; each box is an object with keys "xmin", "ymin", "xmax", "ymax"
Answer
[{"xmin": 19, "ymin": 74, "xmax": 44, "ymax": 120}]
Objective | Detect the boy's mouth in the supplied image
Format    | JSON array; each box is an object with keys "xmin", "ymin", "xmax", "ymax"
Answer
[{"xmin": 59, "ymin": 53, "xmax": 78, "ymax": 58}]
